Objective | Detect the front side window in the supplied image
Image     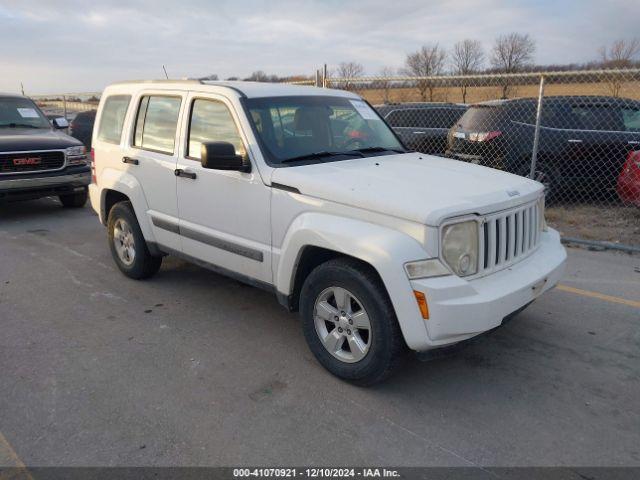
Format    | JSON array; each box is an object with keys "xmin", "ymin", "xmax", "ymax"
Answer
[
  {"xmin": 188, "ymin": 99, "xmax": 245, "ymax": 159},
  {"xmin": 133, "ymin": 96, "xmax": 181, "ymax": 154},
  {"xmin": 570, "ymin": 104, "xmax": 625, "ymax": 131},
  {"xmin": 0, "ymin": 96, "xmax": 51, "ymax": 129},
  {"xmin": 97, "ymin": 95, "xmax": 131, "ymax": 143},
  {"xmin": 245, "ymin": 96, "xmax": 403, "ymax": 165}
]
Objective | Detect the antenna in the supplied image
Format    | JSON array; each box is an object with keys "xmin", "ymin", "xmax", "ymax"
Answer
[
  {"xmin": 162, "ymin": 65, "xmax": 169, "ymax": 79},
  {"xmin": 20, "ymin": 82, "xmax": 25, "ymax": 95}
]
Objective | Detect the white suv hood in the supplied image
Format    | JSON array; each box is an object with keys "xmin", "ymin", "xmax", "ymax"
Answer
[{"xmin": 270, "ymin": 153, "xmax": 543, "ymax": 226}]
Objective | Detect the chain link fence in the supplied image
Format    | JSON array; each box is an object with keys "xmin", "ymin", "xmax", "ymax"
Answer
[
  {"xmin": 321, "ymin": 69, "xmax": 640, "ymax": 246},
  {"xmin": 26, "ymin": 70, "xmax": 640, "ymax": 245}
]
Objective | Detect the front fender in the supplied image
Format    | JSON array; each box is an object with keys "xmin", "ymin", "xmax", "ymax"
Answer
[
  {"xmin": 98, "ymin": 168, "xmax": 156, "ymax": 243},
  {"xmin": 275, "ymin": 212, "xmax": 432, "ymax": 350}
]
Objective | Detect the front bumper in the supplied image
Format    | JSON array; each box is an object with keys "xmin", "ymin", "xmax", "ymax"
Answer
[
  {"xmin": 408, "ymin": 228, "xmax": 566, "ymax": 350},
  {"xmin": 0, "ymin": 167, "xmax": 90, "ymax": 201}
]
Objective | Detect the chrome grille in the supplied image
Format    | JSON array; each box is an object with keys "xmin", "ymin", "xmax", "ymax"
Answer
[{"xmin": 478, "ymin": 199, "xmax": 542, "ymax": 275}]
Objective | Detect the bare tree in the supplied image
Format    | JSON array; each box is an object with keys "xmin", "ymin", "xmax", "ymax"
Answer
[
  {"xmin": 377, "ymin": 66, "xmax": 396, "ymax": 103},
  {"xmin": 599, "ymin": 38, "xmax": 640, "ymax": 68},
  {"xmin": 491, "ymin": 33, "xmax": 535, "ymax": 98},
  {"xmin": 451, "ymin": 39, "xmax": 484, "ymax": 103},
  {"xmin": 337, "ymin": 61, "xmax": 364, "ymax": 90},
  {"xmin": 403, "ymin": 44, "xmax": 447, "ymax": 101},
  {"xmin": 599, "ymin": 38, "xmax": 640, "ymax": 96}
]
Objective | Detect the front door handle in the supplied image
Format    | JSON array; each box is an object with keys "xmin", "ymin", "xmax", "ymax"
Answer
[
  {"xmin": 122, "ymin": 156, "xmax": 139, "ymax": 165},
  {"xmin": 567, "ymin": 139, "xmax": 583, "ymax": 143},
  {"xmin": 174, "ymin": 168, "xmax": 197, "ymax": 180},
  {"xmin": 413, "ymin": 131, "xmax": 426, "ymax": 135}
]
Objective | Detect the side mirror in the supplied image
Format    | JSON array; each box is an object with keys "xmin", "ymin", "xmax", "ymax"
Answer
[
  {"xmin": 201, "ymin": 141, "xmax": 250, "ymax": 172},
  {"xmin": 52, "ymin": 117, "xmax": 69, "ymax": 129}
]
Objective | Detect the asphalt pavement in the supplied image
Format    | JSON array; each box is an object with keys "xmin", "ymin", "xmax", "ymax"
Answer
[{"xmin": 1, "ymin": 197, "xmax": 639, "ymax": 467}]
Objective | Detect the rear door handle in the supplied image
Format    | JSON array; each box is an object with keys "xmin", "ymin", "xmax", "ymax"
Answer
[
  {"xmin": 413, "ymin": 131, "xmax": 426, "ymax": 135},
  {"xmin": 567, "ymin": 139, "xmax": 583, "ymax": 143},
  {"xmin": 122, "ymin": 156, "xmax": 139, "ymax": 165},
  {"xmin": 174, "ymin": 168, "xmax": 197, "ymax": 180}
]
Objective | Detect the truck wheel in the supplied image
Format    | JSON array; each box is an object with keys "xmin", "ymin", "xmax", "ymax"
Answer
[
  {"xmin": 107, "ymin": 201, "xmax": 162, "ymax": 279},
  {"xmin": 59, "ymin": 187, "xmax": 88, "ymax": 208},
  {"xmin": 299, "ymin": 258, "xmax": 406, "ymax": 385}
]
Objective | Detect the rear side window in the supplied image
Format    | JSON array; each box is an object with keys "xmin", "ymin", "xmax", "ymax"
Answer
[
  {"xmin": 622, "ymin": 107, "xmax": 640, "ymax": 132},
  {"xmin": 97, "ymin": 95, "xmax": 131, "ymax": 144},
  {"xmin": 134, "ymin": 96, "xmax": 182, "ymax": 154},
  {"xmin": 570, "ymin": 104, "xmax": 625, "ymax": 131}
]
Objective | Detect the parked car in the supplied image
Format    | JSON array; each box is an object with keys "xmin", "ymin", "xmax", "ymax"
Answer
[
  {"xmin": 90, "ymin": 80, "xmax": 566, "ymax": 384},
  {"xmin": 69, "ymin": 110, "xmax": 96, "ymax": 150},
  {"xmin": 446, "ymin": 96, "xmax": 640, "ymax": 201},
  {"xmin": 0, "ymin": 93, "xmax": 90, "ymax": 206},
  {"xmin": 617, "ymin": 150, "xmax": 640, "ymax": 207},
  {"xmin": 376, "ymin": 102, "xmax": 467, "ymax": 155}
]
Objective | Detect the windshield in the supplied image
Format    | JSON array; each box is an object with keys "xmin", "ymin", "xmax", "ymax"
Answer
[
  {"xmin": 245, "ymin": 96, "xmax": 404, "ymax": 165},
  {"xmin": 0, "ymin": 96, "xmax": 51, "ymax": 129}
]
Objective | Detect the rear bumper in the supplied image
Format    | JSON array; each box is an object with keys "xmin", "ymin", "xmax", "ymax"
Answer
[
  {"xmin": 407, "ymin": 228, "xmax": 566, "ymax": 350},
  {"xmin": 0, "ymin": 167, "xmax": 90, "ymax": 201}
]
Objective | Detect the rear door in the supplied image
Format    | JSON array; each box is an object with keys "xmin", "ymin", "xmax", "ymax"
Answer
[{"xmin": 123, "ymin": 91, "xmax": 185, "ymax": 251}]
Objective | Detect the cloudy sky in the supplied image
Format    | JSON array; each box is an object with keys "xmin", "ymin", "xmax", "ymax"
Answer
[{"xmin": 0, "ymin": 0, "xmax": 637, "ymax": 94}]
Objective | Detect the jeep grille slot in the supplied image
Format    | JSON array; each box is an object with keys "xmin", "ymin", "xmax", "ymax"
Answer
[
  {"xmin": 478, "ymin": 199, "xmax": 542, "ymax": 276},
  {"xmin": 0, "ymin": 151, "xmax": 65, "ymax": 174}
]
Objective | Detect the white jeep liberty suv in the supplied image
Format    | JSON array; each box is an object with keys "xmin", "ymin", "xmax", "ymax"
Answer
[{"xmin": 90, "ymin": 80, "xmax": 566, "ymax": 384}]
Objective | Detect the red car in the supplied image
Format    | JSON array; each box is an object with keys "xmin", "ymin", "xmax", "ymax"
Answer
[{"xmin": 617, "ymin": 150, "xmax": 640, "ymax": 207}]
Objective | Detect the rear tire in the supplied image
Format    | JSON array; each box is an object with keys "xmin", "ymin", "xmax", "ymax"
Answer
[
  {"xmin": 107, "ymin": 201, "xmax": 162, "ymax": 279},
  {"xmin": 59, "ymin": 187, "xmax": 88, "ymax": 208},
  {"xmin": 299, "ymin": 258, "xmax": 406, "ymax": 385}
]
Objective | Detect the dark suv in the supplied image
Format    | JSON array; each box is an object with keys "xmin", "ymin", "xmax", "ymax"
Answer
[
  {"xmin": 376, "ymin": 103, "xmax": 467, "ymax": 155},
  {"xmin": 446, "ymin": 96, "xmax": 640, "ymax": 200},
  {"xmin": 0, "ymin": 93, "xmax": 90, "ymax": 206}
]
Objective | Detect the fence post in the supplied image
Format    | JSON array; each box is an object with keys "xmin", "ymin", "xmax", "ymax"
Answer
[
  {"xmin": 315, "ymin": 69, "xmax": 320, "ymax": 87},
  {"xmin": 530, "ymin": 75, "xmax": 545, "ymax": 179},
  {"xmin": 322, "ymin": 64, "xmax": 327, "ymax": 88},
  {"xmin": 62, "ymin": 95, "xmax": 68, "ymax": 122}
]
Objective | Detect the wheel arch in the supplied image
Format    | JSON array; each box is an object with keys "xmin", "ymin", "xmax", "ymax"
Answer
[{"xmin": 274, "ymin": 213, "xmax": 432, "ymax": 351}]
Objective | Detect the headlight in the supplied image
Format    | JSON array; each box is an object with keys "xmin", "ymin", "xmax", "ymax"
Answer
[
  {"xmin": 441, "ymin": 220, "xmax": 479, "ymax": 277},
  {"xmin": 404, "ymin": 258, "xmax": 450, "ymax": 279},
  {"xmin": 65, "ymin": 146, "xmax": 86, "ymax": 157},
  {"xmin": 66, "ymin": 146, "xmax": 87, "ymax": 165}
]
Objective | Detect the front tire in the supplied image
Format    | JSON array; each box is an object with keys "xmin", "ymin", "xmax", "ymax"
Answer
[
  {"xmin": 59, "ymin": 187, "xmax": 88, "ymax": 208},
  {"xmin": 299, "ymin": 258, "xmax": 406, "ymax": 385},
  {"xmin": 107, "ymin": 201, "xmax": 162, "ymax": 279}
]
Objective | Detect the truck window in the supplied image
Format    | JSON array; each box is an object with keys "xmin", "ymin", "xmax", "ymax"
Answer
[
  {"xmin": 187, "ymin": 99, "xmax": 245, "ymax": 159},
  {"xmin": 97, "ymin": 95, "xmax": 131, "ymax": 144},
  {"xmin": 622, "ymin": 107, "xmax": 640, "ymax": 132},
  {"xmin": 133, "ymin": 96, "xmax": 181, "ymax": 154}
]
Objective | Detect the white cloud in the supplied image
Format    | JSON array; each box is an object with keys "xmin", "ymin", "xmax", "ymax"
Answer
[{"xmin": 0, "ymin": 0, "xmax": 637, "ymax": 93}]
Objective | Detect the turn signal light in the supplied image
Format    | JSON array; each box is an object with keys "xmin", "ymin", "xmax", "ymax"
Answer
[{"xmin": 413, "ymin": 290, "xmax": 429, "ymax": 320}]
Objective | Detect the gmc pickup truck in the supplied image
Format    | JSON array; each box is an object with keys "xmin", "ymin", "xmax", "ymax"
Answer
[
  {"xmin": 90, "ymin": 80, "xmax": 567, "ymax": 384},
  {"xmin": 0, "ymin": 93, "xmax": 90, "ymax": 207}
]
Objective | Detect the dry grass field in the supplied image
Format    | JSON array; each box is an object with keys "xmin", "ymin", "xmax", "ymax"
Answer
[{"xmin": 347, "ymin": 81, "xmax": 640, "ymax": 105}]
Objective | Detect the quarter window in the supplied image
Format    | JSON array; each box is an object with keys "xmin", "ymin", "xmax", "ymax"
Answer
[
  {"xmin": 188, "ymin": 99, "xmax": 245, "ymax": 159},
  {"xmin": 97, "ymin": 95, "xmax": 131, "ymax": 144},
  {"xmin": 133, "ymin": 96, "xmax": 182, "ymax": 154}
]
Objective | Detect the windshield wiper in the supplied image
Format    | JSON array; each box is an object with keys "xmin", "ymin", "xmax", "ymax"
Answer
[
  {"xmin": 351, "ymin": 146, "xmax": 406, "ymax": 155},
  {"xmin": 0, "ymin": 123, "xmax": 41, "ymax": 129},
  {"xmin": 280, "ymin": 151, "xmax": 364, "ymax": 164}
]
